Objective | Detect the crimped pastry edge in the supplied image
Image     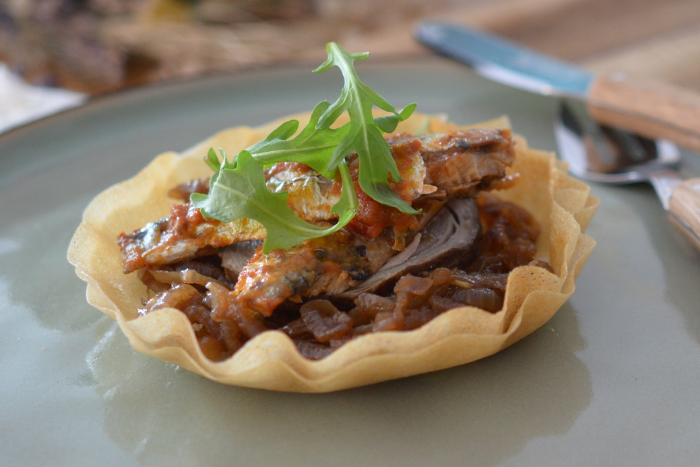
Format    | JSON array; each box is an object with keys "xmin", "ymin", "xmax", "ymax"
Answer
[{"xmin": 68, "ymin": 111, "xmax": 599, "ymax": 392}]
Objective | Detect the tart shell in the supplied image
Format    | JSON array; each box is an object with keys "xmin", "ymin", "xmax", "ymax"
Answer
[{"xmin": 68, "ymin": 112, "xmax": 599, "ymax": 392}]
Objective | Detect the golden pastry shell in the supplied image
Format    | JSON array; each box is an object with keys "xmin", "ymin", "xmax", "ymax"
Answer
[{"xmin": 68, "ymin": 111, "xmax": 599, "ymax": 392}]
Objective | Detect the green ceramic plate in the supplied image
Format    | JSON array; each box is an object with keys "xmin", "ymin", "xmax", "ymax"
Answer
[{"xmin": 1, "ymin": 56, "xmax": 699, "ymax": 466}]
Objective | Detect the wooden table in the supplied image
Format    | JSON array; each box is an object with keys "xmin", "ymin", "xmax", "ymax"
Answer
[
  {"xmin": 3, "ymin": 0, "xmax": 700, "ymax": 94},
  {"xmin": 343, "ymin": 0, "xmax": 700, "ymax": 93}
]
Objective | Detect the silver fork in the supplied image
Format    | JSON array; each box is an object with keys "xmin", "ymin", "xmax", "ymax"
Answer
[{"xmin": 554, "ymin": 100, "xmax": 700, "ymax": 250}]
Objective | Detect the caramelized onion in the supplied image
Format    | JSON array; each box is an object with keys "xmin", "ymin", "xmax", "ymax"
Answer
[
  {"xmin": 168, "ymin": 177, "xmax": 210, "ymax": 201},
  {"xmin": 295, "ymin": 340, "xmax": 333, "ymax": 360},
  {"xmin": 207, "ymin": 282, "xmax": 266, "ymax": 339},
  {"xmin": 350, "ymin": 293, "xmax": 394, "ymax": 325},
  {"xmin": 139, "ymin": 284, "xmax": 200, "ymax": 315},
  {"xmin": 450, "ymin": 288, "xmax": 503, "ymax": 313},
  {"xmin": 138, "ymin": 269, "xmax": 170, "ymax": 293},
  {"xmin": 150, "ymin": 268, "xmax": 227, "ymax": 287},
  {"xmin": 136, "ymin": 187, "xmax": 551, "ymax": 362},
  {"xmin": 300, "ymin": 300, "xmax": 354, "ymax": 343}
]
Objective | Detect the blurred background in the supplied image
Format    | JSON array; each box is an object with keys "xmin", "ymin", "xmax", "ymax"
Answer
[{"xmin": 1, "ymin": 0, "xmax": 699, "ymax": 98}]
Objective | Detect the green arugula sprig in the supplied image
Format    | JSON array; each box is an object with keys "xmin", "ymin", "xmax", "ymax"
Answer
[
  {"xmin": 314, "ymin": 42, "xmax": 417, "ymax": 214},
  {"xmin": 244, "ymin": 101, "xmax": 347, "ymax": 178},
  {"xmin": 192, "ymin": 42, "xmax": 416, "ymax": 253},
  {"xmin": 192, "ymin": 149, "xmax": 358, "ymax": 253}
]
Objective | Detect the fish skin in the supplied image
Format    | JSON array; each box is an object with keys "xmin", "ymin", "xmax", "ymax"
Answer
[
  {"xmin": 265, "ymin": 162, "xmax": 341, "ymax": 223},
  {"xmin": 119, "ymin": 129, "xmax": 513, "ymax": 273},
  {"xmin": 389, "ymin": 128, "xmax": 514, "ymax": 198},
  {"xmin": 220, "ymin": 129, "xmax": 513, "ymax": 317},
  {"xmin": 222, "ymin": 230, "xmax": 396, "ymax": 318},
  {"xmin": 118, "ymin": 213, "xmax": 266, "ymax": 273}
]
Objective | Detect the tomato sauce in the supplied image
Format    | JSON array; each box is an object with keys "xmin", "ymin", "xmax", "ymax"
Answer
[{"xmin": 345, "ymin": 136, "xmax": 422, "ymax": 238}]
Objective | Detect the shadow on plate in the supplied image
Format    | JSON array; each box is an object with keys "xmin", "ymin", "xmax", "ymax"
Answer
[{"xmin": 84, "ymin": 302, "xmax": 591, "ymax": 467}]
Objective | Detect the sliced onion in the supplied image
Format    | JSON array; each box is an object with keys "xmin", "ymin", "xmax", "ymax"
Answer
[
  {"xmin": 451, "ymin": 288, "xmax": 503, "ymax": 313},
  {"xmin": 300, "ymin": 300, "xmax": 353, "ymax": 343},
  {"xmin": 139, "ymin": 284, "xmax": 200, "ymax": 315},
  {"xmin": 150, "ymin": 268, "xmax": 227, "ymax": 287}
]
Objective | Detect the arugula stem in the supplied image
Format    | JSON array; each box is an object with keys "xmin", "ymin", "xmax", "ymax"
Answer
[{"xmin": 194, "ymin": 42, "xmax": 416, "ymax": 252}]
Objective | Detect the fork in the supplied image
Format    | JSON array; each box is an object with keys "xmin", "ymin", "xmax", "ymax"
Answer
[{"xmin": 554, "ymin": 100, "xmax": 700, "ymax": 250}]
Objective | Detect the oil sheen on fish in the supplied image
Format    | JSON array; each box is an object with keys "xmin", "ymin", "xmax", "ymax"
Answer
[
  {"xmin": 118, "ymin": 129, "xmax": 514, "ymax": 273},
  {"xmin": 222, "ymin": 229, "xmax": 397, "ymax": 318}
]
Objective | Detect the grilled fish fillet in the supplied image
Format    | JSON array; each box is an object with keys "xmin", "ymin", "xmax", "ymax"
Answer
[
  {"xmin": 226, "ymin": 229, "xmax": 396, "ymax": 318},
  {"xmin": 118, "ymin": 129, "xmax": 513, "ymax": 273}
]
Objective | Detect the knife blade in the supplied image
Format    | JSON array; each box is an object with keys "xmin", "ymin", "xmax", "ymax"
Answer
[{"xmin": 414, "ymin": 22, "xmax": 700, "ymax": 152}]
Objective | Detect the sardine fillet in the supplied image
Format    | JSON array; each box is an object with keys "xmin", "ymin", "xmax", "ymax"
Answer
[{"xmin": 118, "ymin": 129, "xmax": 513, "ymax": 273}]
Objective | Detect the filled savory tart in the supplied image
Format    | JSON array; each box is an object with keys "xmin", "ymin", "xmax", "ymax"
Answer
[{"xmin": 68, "ymin": 44, "xmax": 599, "ymax": 392}]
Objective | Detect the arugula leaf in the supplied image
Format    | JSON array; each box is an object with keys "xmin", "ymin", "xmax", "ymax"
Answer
[
  {"xmin": 245, "ymin": 101, "xmax": 349, "ymax": 178},
  {"xmin": 192, "ymin": 150, "xmax": 357, "ymax": 254},
  {"xmin": 374, "ymin": 104, "xmax": 417, "ymax": 133},
  {"xmin": 313, "ymin": 42, "xmax": 417, "ymax": 214},
  {"xmin": 193, "ymin": 42, "xmax": 421, "ymax": 253}
]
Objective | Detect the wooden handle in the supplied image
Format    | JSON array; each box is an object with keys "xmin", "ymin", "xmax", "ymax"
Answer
[
  {"xmin": 588, "ymin": 73, "xmax": 700, "ymax": 152},
  {"xmin": 669, "ymin": 178, "xmax": 700, "ymax": 250}
]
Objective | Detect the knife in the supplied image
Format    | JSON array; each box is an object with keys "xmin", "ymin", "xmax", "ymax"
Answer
[{"xmin": 414, "ymin": 22, "xmax": 700, "ymax": 152}]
